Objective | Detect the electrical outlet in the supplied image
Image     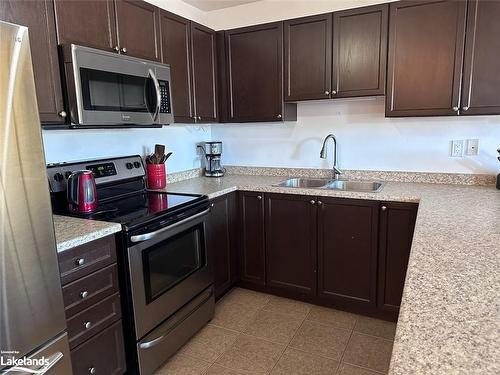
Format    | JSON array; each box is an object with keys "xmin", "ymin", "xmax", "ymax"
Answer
[
  {"xmin": 465, "ymin": 139, "xmax": 479, "ymax": 156},
  {"xmin": 450, "ymin": 140, "xmax": 464, "ymax": 157}
]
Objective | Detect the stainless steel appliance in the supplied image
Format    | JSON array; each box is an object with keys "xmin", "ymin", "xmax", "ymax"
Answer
[
  {"xmin": 61, "ymin": 44, "xmax": 174, "ymax": 127},
  {"xmin": 198, "ymin": 141, "xmax": 225, "ymax": 177},
  {"xmin": 67, "ymin": 170, "xmax": 98, "ymax": 213},
  {"xmin": 0, "ymin": 21, "xmax": 72, "ymax": 374},
  {"xmin": 47, "ymin": 156, "xmax": 214, "ymax": 375}
]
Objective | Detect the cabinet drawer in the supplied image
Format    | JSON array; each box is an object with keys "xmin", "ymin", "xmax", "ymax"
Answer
[
  {"xmin": 58, "ymin": 235, "xmax": 116, "ymax": 285},
  {"xmin": 68, "ymin": 293, "xmax": 121, "ymax": 349},
  {"xmin": 63, "ymin": 264, "xmax": 119, "ymax": 317},
  {"xmin": 71, "ymin": 320, "xmax": 126, "ymax": 375}
]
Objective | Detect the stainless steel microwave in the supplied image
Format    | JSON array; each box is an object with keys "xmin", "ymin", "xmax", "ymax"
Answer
[{"xmin": 61, "ymin": 44, "xmax": 173, "ymax": 127}]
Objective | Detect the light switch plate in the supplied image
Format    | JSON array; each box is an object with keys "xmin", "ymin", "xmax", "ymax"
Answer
[
  {"xmin": 450, "ymin": 140, "xmax": 464, "ymax": 157},
  {"xmin": 465, "ymin": 139, "xmax": 479, "ymax": 156}
]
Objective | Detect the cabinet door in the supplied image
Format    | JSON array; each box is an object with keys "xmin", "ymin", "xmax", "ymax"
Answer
[
  {"xmin": 460, "ymin": 0, "xmax": 500, "ymax": 115},
  {"xmin": 386, "ymin": 0, "xmax": 466, "ymax": 117},
  {"xmin": 160, "ymin": 11, "xmax": 194, "ymax": 123},
  {"xmin": 191, "ymin": 22, "xmax": 218, "ymax": 123},
  {"xmin": 332, "ymin": 4, "xmax": 388, "ymax": 98},
  {"xmin": 378, "ymin": 202, "xmax": 418, "ymax": 312},
  {"xmin": 265, "ymin": 194, "xmax": 317, "ymax": 296},
  {"xmin": 207, "ymin": 193, "xmax": 238, "ymax": 300},
  {"xmin": 239, "ymin": 192, "xmax": 266, "ymax": 286},
  {"xmin": 1, "ymin": 0, "xmax": 65, "ymax": 123},
  {"xmin": 54, "ymin": 0, "xmax": 118, "ymax": 52},
  {"xmin": 284, "ymin": 14, "xmax": 332, "ymax": 101},
  {"xmin": 225, "ymin": 22, "xmax": 285, "ymax": 122},
  {"xmin": 115, "ymin": 0, "xmax": 160, "ymax": 61},
  {"xmin": 317, "ymin": 198, "xmax": 379, "ymax": 308}
]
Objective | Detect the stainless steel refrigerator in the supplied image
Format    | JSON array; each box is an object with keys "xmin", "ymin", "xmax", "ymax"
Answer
[{"xmin": 0, "ymin": 21, "xmax": 73, "ymax": 374}]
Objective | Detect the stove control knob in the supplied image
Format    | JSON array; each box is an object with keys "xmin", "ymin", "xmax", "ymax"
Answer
[
  {"xmin": 126, "ymin": 162, "xmax": 133, "ymax": 170},
  {"xmin": 53, "ymin": 173, "xmax": 64, "ymax": 182},
  {"xmin": 133, "ymin": 161, "xmax": 141, "ymax": 168}
]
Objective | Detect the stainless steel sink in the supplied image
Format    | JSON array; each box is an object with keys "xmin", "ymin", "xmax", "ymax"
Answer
[
  {"xmin": 274, "ymin": 178, "xmax": 384, "ymax": 192},
  {"xmin": 325, "ymin": 180, "xmax": 384, "ymax": 192},
  {"xmin": 275, "ymin": 178, "xmax": 331, "ymax": 188}
]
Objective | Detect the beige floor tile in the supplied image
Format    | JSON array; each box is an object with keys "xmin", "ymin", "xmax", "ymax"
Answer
[
  {"xmin": 178, "ymin": 325, "xmax": 239, "ymax": 362},
  {"xmin": 244, "ymin": 309, "xmax": 303, "ymax": 344},
  {"xmin": 221, "ymin": 288, "xmax": 270, "ymax": 309},
  {"xmin": 289, "ymin": 321, "xmax": 351, "ymax": 361},
  {"xmin": 336, "ymin": 363, "xmax": 382, "ymax": 375},
  {"xmin": 342, "ymin": 333, "xmax": 394, "ymax": 373},
  {"xmin": 262, "ymin": 295, "xmax": 312, "ymax": 319},
  {"xmin": 215, "ymin": 334, "xmax": 286, "ymax": 375},
  {"xmin": 306, "ymin": 306, "xmax": 358, "ymax": 330},
  {"xmin": 271, "ymin": 347, "xmax": 339, "ymax": 375},
  {"xmin": 211, "ymin": 298, "xmax": 260, "ymax": 331},
  {"xmin": 153, "ymin": 353, "xmax": 211, "ymax": 375},
  {"xmin": 353, "ymin": 316, "xmax": 397, "ymax": 340},
  {"xmin": 204, "ymin": 364, "xmax": 252, "ymax": 375}
]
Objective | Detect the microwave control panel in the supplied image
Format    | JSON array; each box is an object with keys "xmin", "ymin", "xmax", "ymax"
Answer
[{"xmin": 159, "ymin": 80, "xmax": 171, "ymax": 114}]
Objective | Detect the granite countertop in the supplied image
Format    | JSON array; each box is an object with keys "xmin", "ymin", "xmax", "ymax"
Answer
[
  {"xmin": 53, "ymin": 215, "xmax": 122, "ymax": 253},
  {"xmin": 161, "ymin": 174, "xmax": 500, "ymax": 375}
]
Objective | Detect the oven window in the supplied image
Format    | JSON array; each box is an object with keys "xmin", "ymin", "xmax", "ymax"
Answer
[
  {"xmin": 80, "ymin": 68, "xmax": 156, "ymax": 112},
  {"xmin": 142, "ymin": 224, "xmax": 206, "ymax": 303}
]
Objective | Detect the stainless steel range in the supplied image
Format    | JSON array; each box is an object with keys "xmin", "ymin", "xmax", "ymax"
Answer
[{"xmin": 47, "ymin": 156, "xmax": 214, "ymax": 375}]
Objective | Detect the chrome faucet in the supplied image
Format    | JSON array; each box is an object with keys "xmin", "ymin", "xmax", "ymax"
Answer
[{"xmin": 320, "ymin": 134, "xmax": 342, "ymax": 180}]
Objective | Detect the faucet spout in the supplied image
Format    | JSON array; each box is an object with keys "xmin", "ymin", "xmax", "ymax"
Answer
[{"xmin": 320, "ymin": 134, "xmax": 342, "ymax": 180}]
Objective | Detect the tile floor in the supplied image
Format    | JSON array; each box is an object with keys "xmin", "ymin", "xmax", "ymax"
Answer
[{"xmin": 154, "ymin": 288, "xmax": 396, "ymax": 375}]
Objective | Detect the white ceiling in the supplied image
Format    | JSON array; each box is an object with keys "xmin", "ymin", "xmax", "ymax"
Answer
[{"xmin": 182, "ymin": 0, "xmax": 261, "ymax": 12}]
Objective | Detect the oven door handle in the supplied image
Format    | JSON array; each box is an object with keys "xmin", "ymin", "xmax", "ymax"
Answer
[
  {"xmin": 148, "ymin": 68, "xmax": 161, "ymax": 122},
  {"xmin": 130, "ymin": 208, "xmax": 210, "ymax": 243}
]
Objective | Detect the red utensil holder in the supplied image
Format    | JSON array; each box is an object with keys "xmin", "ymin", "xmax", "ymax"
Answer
[{"xmin": 147, "ymin": 163, "xmax": 166, "ymax": 189}]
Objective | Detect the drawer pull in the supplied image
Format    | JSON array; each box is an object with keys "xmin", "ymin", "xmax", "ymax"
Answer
[
  {"xmin": 88, "ymin": 367, "xmax": 96, "ymax": 374},
  {"xmin": 75, "ymin": 258, "xmax": 85, "ymax": 266},
  {"xmin": 84, "ymin": 321, "xmax": 92, "ymax": 329},
  {"xmin": 80, "ymin": 291, "xmax": 89, "ymax": 299}
]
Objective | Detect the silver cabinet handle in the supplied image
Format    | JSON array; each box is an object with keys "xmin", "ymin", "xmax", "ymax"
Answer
[
  {"xmin": 331, "ymin": 90, "xmax": 337, "ymax": 95},
  {"xmin": 120, "ymin": 47, "xmax": 127, "ymax": 53},
  {"xmin": 462, "ymin": 106, "xmax": 469, "ymax": 111},
  {"xmin": 58, "ymin": 111, "xmax": 67, "ymax": 118},
  {"xmin": 80, "ymin": 291, "xmax": 89, "ymax": 299},
  {"xmin": 131, "ymin": 208, "xmax": 210, "ymax": 243},
  {"xmin": 324, "ymin": 91, "xmax": 330, "ymax": 95},
  {"xmin": 210, "ymin": 203, "xmax": 214, "ymax": 208},
  {"xmin": 257, "ymin": 195, "xmax": 262, "ymax": 200},
  {"xmin": 276, "ymin": 114, "xmax": 282, "ymax": 119},
  {"xmin": 89, "ymin": 367, "xmax": 96, "ymax": 374},
  {"xmin": 381, "ymin": 205, "xmax": 387, "ymax": 211},
  {"xmin": 75, "ymin": 258, "xmax": 85, "ymax": 266},
  {"xmin": 452, "ymin": 106, "xmax": 459, "ymax": 112},
  {"xmin": 317, "ymin": 200, "xmax": 322, "ymax": 205},
  {"xmin": 148, "ymin": 68, "xmax": 161, "ymax": 122},
  {"xmin": 84, "ymin": 321, "xmax": 92, "ymax": 329},
  {"xmin": 114, "ymin": 46, "xmax": 120, "ymax": 52},
  {"xmin": 197, "ymin": 116, "xmax": 202, "ymax": 120},
  {"xmin": 310, "ymin": 200, "xmax": 316, "ymax": 205}
]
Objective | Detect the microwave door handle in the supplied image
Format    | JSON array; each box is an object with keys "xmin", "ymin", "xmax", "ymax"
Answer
[{"xmin": 148, "ymin": 68, "xmax": 161, "ymax": 122}]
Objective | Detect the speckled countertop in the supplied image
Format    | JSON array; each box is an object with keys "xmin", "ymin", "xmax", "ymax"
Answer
[
  {"xmin": 161, "ymin": 174, "xmax": 500, "ymax": 375},
  {"xmin": 53, "ymin": 215, "xmax": 122, "ymax": 253}
]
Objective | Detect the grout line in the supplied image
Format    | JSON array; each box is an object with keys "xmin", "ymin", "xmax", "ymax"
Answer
[
  {"xmin": 350, "ymin": 330, "xmax": 396, "ymax": 343},
  {"xmin": 339, "ymin": 361, "xmax": 389, "ymax": 375}
]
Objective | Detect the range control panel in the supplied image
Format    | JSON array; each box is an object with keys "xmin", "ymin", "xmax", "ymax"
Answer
[{"xmin": 47, "ymin": 155, "xmax": 145, "ymax": 193}]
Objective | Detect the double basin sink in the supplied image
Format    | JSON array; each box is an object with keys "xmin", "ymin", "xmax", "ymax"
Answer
[{"xmin": 275, "ymin": 178, "xmax": 384, "ymax": 192}]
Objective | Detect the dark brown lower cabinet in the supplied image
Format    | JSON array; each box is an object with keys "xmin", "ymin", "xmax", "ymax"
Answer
[
  {"xmin": 377, "ymin": 202, "xmax": 418, "ymax": 312},
  {"xmin": 206, "ymin": 192, "xmax": 238, "ymax": 299},
  {"xmin": 317, "ymin": 198, "xmax": 379, "ymax": 309},
  {"xmin": 265, "ymin": 194, "xmax": 317, "ymax": 296},
  {"xmin": 239, "ymin": 191, "xmax": 266, "ymax": 287}
]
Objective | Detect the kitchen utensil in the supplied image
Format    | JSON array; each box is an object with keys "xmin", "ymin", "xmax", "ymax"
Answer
[
  {"xmin": 67, "ymin": 170, "xmax": 98, "ymax": 213},
  {"xmin": 147, "ymin": 163, "xmax": 166, "ymax": 189}
]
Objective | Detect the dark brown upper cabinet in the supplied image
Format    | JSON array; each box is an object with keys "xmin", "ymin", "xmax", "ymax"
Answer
[
  {"xmin": 55, "ymin": 0, "xmax": 160, "ymax": 61},
  {"xmin": 265, "ymin": 194, "xmax": 317, "ymax": 296},
  {"xmin": 239, "ymin": 191, "xmax": 266, "ymax": 287},
  {"xmin": 1, "ymin": 0, "xmax": 66, "ymax": 124},
  {"xmin": 317, "ymin": 198, "xmax": 379, "ymax": 309},
  {"xmin": 386, "ymin": 0, "xmax": 467, "ymax": 117},
  {"xmin": 159, "ymin": 11, "xmax": 194, "ymax": 123},
  {"xmin": 332, "ymin": 4, "xmax": 388, "ymax": 98},
  {"xmin": 224, "ymin": 22, "xmax": 297, "ymax": 122},
  {"xmin": 284, "ymin": 14, "xmax": 332, "ymax": 101},
  {"xmin": 54, "ymin": 0, "xmax": 118, "ymax": 52},
  {"xmin": 460, "ymin": 0, "xmax": 500, "ymax": 116},
  {"xmin": 190, "ymin": 22, "xmax": 218, "ymax": 123},
  {"xmin": 114, "ymin": 0, "xmax": 160, "ymax": 61},
  {"xmin": 377, "ymin": 202, "xmax": 418, "ymax": 313}
]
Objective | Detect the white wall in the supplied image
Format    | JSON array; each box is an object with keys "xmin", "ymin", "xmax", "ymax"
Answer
[
  {"xmin": 212, "ymin": 98, "xmax": 500, "ymax": 174},
  {"xmin": 42, "ymin": 125, "xmax": 211, "ymax": 173}
]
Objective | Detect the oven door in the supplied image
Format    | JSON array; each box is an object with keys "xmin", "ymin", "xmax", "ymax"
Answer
[{"xmin": 127, "ymin": 208, "xmax": 212, "ymax": 339}]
